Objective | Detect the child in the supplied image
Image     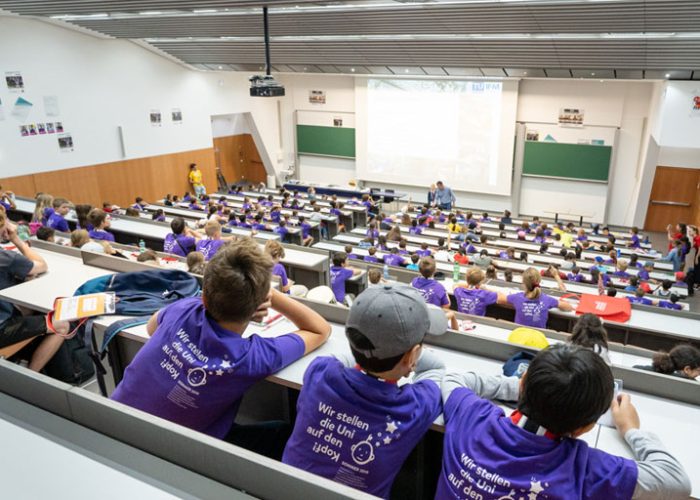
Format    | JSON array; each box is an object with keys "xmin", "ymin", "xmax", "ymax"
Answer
[
  {"xmin": 330, "ymin": 252, "xmax": 361, "ymax": 305},
  {"xmin": 453, "ymin": 267, "xmax": 506, "ymax": 316},
  {"xmin": 499, "ymin": 247, "xmax": 515, "ymax": 260},
  {"xmin": 472, "ymin": 249, "xmax": 492, "ymax": 268},
  {"xmin": 47, "ymin": 198, "xmax": 71, "ymax": 232},
  {"xmin": 34, "ymin": 193, "xmax": 54, "ymax": 225},
  {"xmin": 35, "ymin": 226, "xmax": 55, "ymax": 242},
  {"xmin": 364, "ymin": 246, "xmax": 379, "ymax": 263},
  {"xmin": 124, "ymin": 207, "xmax": 140, "ymax": 217},
  {"xmin": 406, "ymin": 253, "xmax": 420, "ymax": 271},
  {"xmin": 504, "ymin": 269, "xmax": 513, "ymax": 282},
  {"xmin": 507, "ymin": 268, "xmax": 573, "ymax": 328},
  {"xmin": 628, "ymin": 226, "xmax": 642, "ymax": 249},
  {"xmin": 627, "ymin": 288, "xmax": 657, "ymax": 306},
  {"xmin": 613, "ymin": 259, "xmax": 631, "ymax": 279},
  {"xmin": 265, "ymin": 240, "xmax": 294, "ymax": 294},
  {"xmin": 164, "ymin": 217, "xmax": 200, "ymax": 257},
  {"xmin": 186, "ymin": 251, "xmax": 206, "ymax": 275},
  {"xmin": 635, "ymin": 344, "xmax": 700, "ymax": 380},
  {"xmin": 367, "ymin": 267, "xmax": 385, "ymax": 286},
  {"xmin": 152, "ymin": 209, "xmax": 166, "ymax": 222},
  {"xmin": 628, "ymin": 253, "xmax": 642, "ymax": 269},
  {"xmin": 131, "ymin": 197, "xmax": 147, "ymax": 211},
  {"xmin": 112, "ymin": 239, "xmax": 331, "ymax": 449},
  {"xmin": 569, "ymin": 313, "xmax": 611, "ymax": 364},
  {"xmin": 661, "ymin": 240, "xmax": 683, "ymax": 272},
  {"xmin": 344, "ymin": 245, "xmax": 359, "ymax": 260},
  {"xmin": 275, "ymin": 220, "xmax": 290, "ymax": 243},
  {"xmin": 416, "ymin": 242, "xmax": 432, "ymax": 258},
  {"xmin": 366, "ymin": 222, "xmax": 379, "ymax": 240},
  {"xmin": 164, "ymin": 194, "xmax": 173, "ymax": 207},
  {"xmin": 282, "ymin": 285, "xmax": 447, "ymax": 498},
  {"xmin": 195, "ymin": 220, "xmax": 229, "ymax": 261},
  {"xmin": 501, "ymin": 209, "xmax": 512, "ymax": 224},
  {"xmin": 438, "ymin": 344, "xmax": 690, "ymax": 498},
  {"xmin": 298, "ymin": 216, "xmax": 313, "ymax": 246},
  {"xmin": 567, "ymin": 266, "xmax": 584, "ymax": 283},
  {"xmin": 386, "ymin": 225, "xmax": 402, "ymax": 242},
  {"xmin": 397, "ymin": 239, "xmax": 409, "ymax": 255},
  {"xmin": 453, "ymin": 247, "xmax": 469, "ymax": 265},
  {"xmin": 410, "ymin": 257, "xmax": 450, "ymax": 309},
  {"xmin": 624, "ymin": 275, "xmax": 640, "ymax": 292},
  {"xmin": 87, "ymin": 209, "xmax": 115, "ymax": 242},
  {"xmin": 252, "ymin": 214, "xmax": 270, "ymax": 232},
  {"xmin": 0, "ymin": 213, "xmax": 70, "ymax": 373},
  {"xmin": 409, "ymin": 219, "xmax": 422, "ymax": 235},
  {"xmin": 658, "ymin": 293, "xmax": 683, "ymax": 310},
  {"xmin": 654, "ymin": 279, "xmax": 673, "ymax": 298},
  {"xmin": 383, "ymin": 247, "xmax": 406, "ymax": 267},
  {"xmin": 75, "ymin": 204, "xmax": 93, "ymax": 231}
]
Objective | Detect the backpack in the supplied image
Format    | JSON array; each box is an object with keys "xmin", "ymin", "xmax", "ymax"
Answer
[{"xmin": 59, "ymin": 270, "xmax": 200, "ymax": 390}]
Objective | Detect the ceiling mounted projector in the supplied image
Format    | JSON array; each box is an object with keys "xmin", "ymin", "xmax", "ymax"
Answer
[{"xmin": 250, "ymin": 7, "xmax": 284, "ymax": 97}]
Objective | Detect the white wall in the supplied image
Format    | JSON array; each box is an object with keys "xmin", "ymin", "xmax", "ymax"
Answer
[
  {"xmin": 0, "ymin": 16, "xmax": 284, "ymax": 178},
  {"xmin": 211, "ymin": 114, "xmax": 251, "ymax": 138},
  {"xmin": 516, "ymin": 79, "xmax": 659, "ymax": 226}
]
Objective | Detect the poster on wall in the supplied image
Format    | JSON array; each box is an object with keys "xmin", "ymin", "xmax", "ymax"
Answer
[
  {"xmin": 309, "ymin": 90, "xmax": 326, "ymax": 104},
  {"xmin": 44, "ymin": 96, "xmax": 60, "ymax": 117},
  {"xmin": 558, "ymin": 108, "xmax": 584, "ymax": 127},
  {"xmin": 171, "ymin": 108, "xmax": 182, "ymax": 124},
  {"xmin": 11, "ymin": 97, "xmax": 33, "ymax": 121},
  {"xmin": 55, "ymin": 122, "xmax": 64, "ymax": 133},
  {"xmin": 333, "ymin": 117, "xmax": 343, "ymax": 127},
  {"xmin": 46, "ymin": 122, "xmax": 55, "ymax": 134},
  {"xmin": 19, "ymin": 125, "xmax": 28, "ymax": 137},
  {"xmin": 58, "ymin": 133, "xmax": 74, "ymax": 152},
  {"xmin": 28, "ymin": 124, "xmax": 38, "ymax": 136},
  {"xmin": 37, "ymin": 123, "xmax": 47, "ymax": 135},
  {"xmin": 150, "ymin": 110, "xmax": 162, "ymax": 126},
  {"xmin": 692, "ymin": 92, "xmax": 700, "ymax": 117},
  {"xmin": 526, "ymin": 130, "xmax": 539, "ymax": 141},
  {"xmin": 5, "ymin": 72, "xmax": 24, "ymax": 93}
]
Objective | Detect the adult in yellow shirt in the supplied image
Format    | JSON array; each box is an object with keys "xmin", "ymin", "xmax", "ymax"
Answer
[{"xmin": 188, "ymin": 163, "xmax": 206, "ymax": 198}]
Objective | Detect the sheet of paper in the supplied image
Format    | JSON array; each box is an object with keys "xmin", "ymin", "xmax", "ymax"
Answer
[{"xmin": 598, "ymin": 378, "xmax": 623, "ymax": 428}]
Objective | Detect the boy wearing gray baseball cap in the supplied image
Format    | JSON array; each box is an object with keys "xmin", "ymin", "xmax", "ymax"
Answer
[{"xmin": 282, "ymin": 284, "xmax": 447, "ymax": 498}]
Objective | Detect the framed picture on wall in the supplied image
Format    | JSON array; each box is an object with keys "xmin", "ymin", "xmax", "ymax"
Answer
[
  {"xmin": 150, "ymin": 110, "xmax": 162, "ymax": 126},
  {"xmin": 309, "ymin": 90, "xmax": 326, "ymax": 104},
  {"xmin": 58, "ymin": 133, "xmax": 74, "ymax": 152},
  {"xmin": 5, "ymin": 72, "xmax": 24, "ymax": 92},
  {"xmin": 172, "ymin": 108, "xmax": 182, "ymax": 124},
  {"xmin": 558, "ymin": 108, "xmax": 584, "ymax": 127}
]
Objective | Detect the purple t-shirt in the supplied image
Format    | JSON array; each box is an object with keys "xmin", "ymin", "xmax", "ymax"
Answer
[
  {"xmin": 507, "ymin": 292, "xmax": 559, "ymax": 328},
  {"xmin": 630, "ymin": 234, "xmax": 641, "ymax": 249},
  {"xmin": 383, "ymin": 254, "xmax": 405, "ymax": 267},
  {"xmin": 410, "ymin": 277, "xmax": 449, "ymax": 307},
  {"xmin": 658, "ymin": 300, "xmax": 682, "ymax": 310},
  {"xmin": 195, "ymin": 239, "xmax": 226, "ymax": 261},
  {"xmin": 638, "ymin": 269, "xmax": 651, "ymax": 281},
  {"xmin": 436, "ymin": 388, "xmax": 638, "ymax": 500},
  {"xmin": 111, "ymin": 298, "xmax": 305, "ymax": 438},
  {"xmin": 301, "ymin": 222, "xmax": 312, "ymax": 239},
  {"xmin": 416, "ymin": 249, "xmax": 432, "ymax": 257},
  {"xmin": 47, "ymin": 212, "xmax": 69, "ymax": 232},
  {"xmin": 454, "ymin": 287, "xmax": 497, "ymax": 316},
  {"xmin": 627, "ymin": 296, "xmax": 653, "ymax": 306},
  {"xmin": 282, "ymin": 356, "xmax": 441, "ymax": 499},
  {"xmin": 41, "ymin": 207, "xmax": 54, "ymax": 226},
  {"xmin": 164, "ymin": 233, "xmax": 196, "ymax": 257},
  {"xmin": 273, "ymin": 262, "xmax": 289, "ymax": 290},
  {"xmin": 567, "ymin": 273, "xmax": 585, "ymax": 283},
  {"xmin": 409, "ymin": 227, "xmax": 422, "ymax": 235},
  {"xmin": 364, "ymin": 255, "xmax": 379, "ymax": 263},
  {"xmin": 330, "ymin": 266, "xmax": 354, "ymax": 303},
  {"xmin": 88, "ymin": 229, "xmax": 115, "ymax": 242}
]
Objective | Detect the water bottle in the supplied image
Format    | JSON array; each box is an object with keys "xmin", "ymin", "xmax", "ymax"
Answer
[
  {"xmin": 139, "ymin": 239, "xmax": 146, "ymax": 253},
  {"xmin": 383, "ymin": 264, "xmax": 389, "ymax": 280},
  {"xmin": 453, "ymin": 260, "xmax": 460, "ymax": 282}
]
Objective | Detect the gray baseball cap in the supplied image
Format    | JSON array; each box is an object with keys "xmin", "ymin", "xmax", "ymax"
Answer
[{"xmin": 346, "ymin": 284, "xmax": 448, "ymax": 359}]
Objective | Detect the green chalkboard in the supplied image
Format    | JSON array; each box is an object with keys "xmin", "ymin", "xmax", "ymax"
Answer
[
  {"xmin": 296, "ymin": 125, "xmax": 356, "ymax": 158},
  {"xmin": 523, "ymin": 141, "xmax": 612, "ymax": 182}
]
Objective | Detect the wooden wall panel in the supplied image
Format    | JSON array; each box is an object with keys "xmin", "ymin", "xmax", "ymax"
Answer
[
  {"xmin": 0, "ymin": 147, "xmax": 216, "ymax": 208},
  {"xmin": 214, "ymin": 134, "xmax": 266, "ymax": 186},
  {"xmin": 0, "ymin": 175, "xmax": 36, "ymax": 198}
]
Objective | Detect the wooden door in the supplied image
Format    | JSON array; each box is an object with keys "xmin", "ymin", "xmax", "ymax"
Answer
[{"xmin": 644, "ymin": 166, "xmax": 700, "ymax": 232}]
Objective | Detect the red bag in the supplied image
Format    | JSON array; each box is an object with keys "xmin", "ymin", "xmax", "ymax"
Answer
[{"xmin": 574, "ymin": 293, "xmax": 632, "ymax": 323}]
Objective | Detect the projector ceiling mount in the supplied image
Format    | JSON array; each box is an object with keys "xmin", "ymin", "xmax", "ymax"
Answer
[{"xmin": 249, "ymin": 6, "xmax": 285, "ymax": 97}]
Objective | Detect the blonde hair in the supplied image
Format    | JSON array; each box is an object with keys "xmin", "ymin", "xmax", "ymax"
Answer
[
  {"xmin": 522, "ymin": 267, "xmax": 542, "ymax": 299},
  {"xmin": 466, "ymin": 267, "xmax": 485, "ymax": 286},
  {"xmin": 617, "ymin": 259, "xmax": 628, "ymax": 272},
  {"xmin": 70, "ymin": 229, "xmax": 90, "ymax": 248},
  {"xmin": 33, "ymin": 193, "xmax": 53, "ymax": 223},
  {"xmin": 0, "ymin": 206, "xmax": 6, "ymax": 231},
  {"xmin": 264, "ymin": 239, "xmax": 285, "ymax": 260},
  {"xmin": 204, "ymin": 220, "xmax": 221, "ymax": 238}
]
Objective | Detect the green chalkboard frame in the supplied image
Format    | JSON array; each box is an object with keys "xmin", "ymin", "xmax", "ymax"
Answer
[
  {"xmin": 296, "ymin": 125, "xmax": 356, "ymax": 158},
  {"xmin": 522, "ymin": 141, "xmax": 612, "ymax": 183}
]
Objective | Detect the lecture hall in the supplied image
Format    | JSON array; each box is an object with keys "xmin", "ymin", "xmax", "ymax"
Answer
[{"xmin": 1, "ymin": 1, "xmax": 700, "ymax": 499}]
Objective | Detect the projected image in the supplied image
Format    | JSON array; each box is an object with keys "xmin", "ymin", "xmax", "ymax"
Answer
[{"xmin": 363, "ymin": 79, "xmax": 511, "ymax": 195}]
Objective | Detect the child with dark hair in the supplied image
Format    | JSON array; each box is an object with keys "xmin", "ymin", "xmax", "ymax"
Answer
[
  {"xmin": 283, "ymin": 285, "xmax": 448, "ymax": 497},
  {"xmin": 569, "ymin": 313, "xmax": 611, "ymax": 364},
  {"xmin": 658, "ymin": 293, "xmax": 683, "ymax": 310},
  {"xmin": 606, "ymin": 286, "xmax": 618, "ymax": 297},
  {"xmin": 648, "ymin": 345, "xmax": 700, "ymax": 380},
  {"xmin": 330, "ymin": 252, "xmax": 361, "ymax": 305},
  {"xmin": 438, "ymin": 344, "xmax": 690, "ymax": 499},
  {"xmin": 411, "ymin": 257, "xmax": 450, "ymax": 309},
  {"xmin": 627, "ymin": 287, "xmax": 657, "ymax": 306},
  {"xmin": 407, "ymin": 253, "xmax": 420, "ymax": 271},
  {"xmin": 654, "ymin": 279, "xmax": 673, "ymax": 298},
  {"xmin": 87, "ymin": 208, "xmax": 115, "ymax": 242},
  {"xmin": 112, "ymin": 239, "xmax": 331, "ymax": 453},
  {"xmin": 35, "ymin": 226, "xmax": 55, "ymax": 242},
  {"xmin": 164, "ymin": 217, "xmax": 200, "ymax": 257}
]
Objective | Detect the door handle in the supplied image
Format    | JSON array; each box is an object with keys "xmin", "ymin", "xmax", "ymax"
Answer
[{"xmin": 650, "ymin": 200, "xmax": 691, "ymax": 207}]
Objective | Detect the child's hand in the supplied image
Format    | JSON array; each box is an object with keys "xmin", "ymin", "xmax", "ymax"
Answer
[
  {"xmin": 611, "ymin": 393, "xmax": 640, "ymax": 437},
  {"xmin": 251, "ymin": 291, "xmax": 273, "ymax": 322}
]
